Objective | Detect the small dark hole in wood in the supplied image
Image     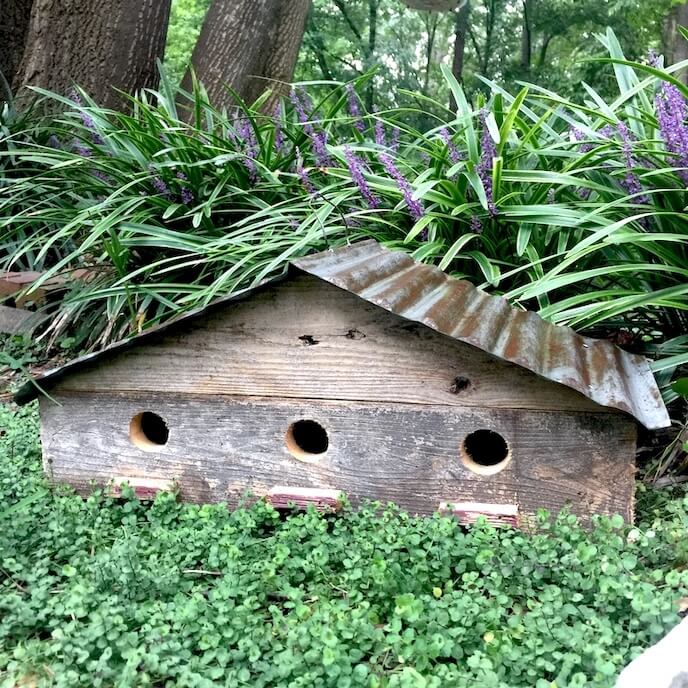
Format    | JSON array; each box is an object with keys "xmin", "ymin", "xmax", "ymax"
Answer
[
  {"xmin": 449, "ymin": 376, "xmax": 472, "ymax": 394},
  {"xmin": 286, "ymin": 420, "xmax": 329, "ymax": 460},
  {"xmin": 462, "ymin": 429, "xmax": 510, "ymax": 474},
  {"xmin": 298, "ymin": 334, "xmax": 319, "ymax": 346},
  {"xmin": 130, "ymin": 412, "xmax": 169, "ymax": 450}
]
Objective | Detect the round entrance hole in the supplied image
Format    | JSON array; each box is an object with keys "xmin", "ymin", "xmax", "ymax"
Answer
[
  {"xmin": 285, "ymin": 419, "xmax": 329, "ymax": 462},
  {"xmin": 461, "ymin": 429, "xmax": 510, "ymax": 475},
  {"xmin": 129, "ymin": 412, "xmax": 169, "ymax": 451}
]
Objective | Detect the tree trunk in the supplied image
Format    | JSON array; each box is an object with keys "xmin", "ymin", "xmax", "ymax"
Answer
[
  {"xmin": 182, "ymin": 0, "xmax": 310, "ymax": 110},
  {"xmin": 364, "ymin": 0, "xmax": 379, "ymax": 111},
  {"xmin": 537, "ymin": 34, "xmax": 553, "ymax": 70},
  {"xmin": 306, "ymin": 6, "xmax": 335, "ymax": 82},
  {"xmin": 665, "ymin": 2, "xmax": 688, "ymax": 82},
  {"xmin": 422, "ymin": 13, "xmax": 439, "ymax": 96},
  {"xmin": 481, "ymin": 0, "xmax": 497, "ymax": 78},
  {"xmin": 14, "ymin": 0, "xmax": 171, "ymax": 108},
  {"xmin": 520, "ymin": 0, "xmax": 532, "ymax": 71},
  {"xmin": 0, "ymin": 0, "xmax": 33, "ymax": 94},
  {"xmin": 450, "ymin": 0, "xmax": 470, "ymax": 110}
]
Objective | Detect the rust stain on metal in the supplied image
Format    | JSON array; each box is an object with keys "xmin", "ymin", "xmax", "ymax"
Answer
[{"xmin": 15, "ymin": 241, "xmax": 670, "ymax": 430}]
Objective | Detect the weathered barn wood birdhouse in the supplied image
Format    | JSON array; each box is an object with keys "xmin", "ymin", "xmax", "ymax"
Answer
[{"xmin": 16, "ymin": 241, "xmax": 670, "ymax": 523}]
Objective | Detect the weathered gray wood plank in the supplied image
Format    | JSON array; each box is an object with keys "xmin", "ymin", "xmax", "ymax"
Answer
[
  {"xmin": 52, "ymin": 276, "xmax": 608, "ymax": 415},
  {"xmin": 0, "ymin": 305, "xmax": 43, "ymax": 334},
  {"xmin": 39, "ymin": 392, "xmax": 636, "ymax": 520}
]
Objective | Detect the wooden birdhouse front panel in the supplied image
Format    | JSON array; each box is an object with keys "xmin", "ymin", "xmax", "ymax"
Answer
[
  {"xmin": 37, "ymin": 274, "xmax": 638, "ymax": 521},
  {"xmin": 39, "ymin": 392, "xmax": 636, "ymax": 520}
]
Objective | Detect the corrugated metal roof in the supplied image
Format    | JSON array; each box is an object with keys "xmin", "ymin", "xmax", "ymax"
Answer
[
  {"xmin": 292, "ymin": 241, "xmax": 670, "ymax": 429},
  {"xmin": 15, "ymin": 240, "xmax": 670, "ymax": 429}
]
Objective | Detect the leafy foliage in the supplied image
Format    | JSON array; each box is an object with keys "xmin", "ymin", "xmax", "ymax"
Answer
[
  {"xmin": 0, "ymin": 403, "xmax": 687, "ymax": 687},
  {"xmin": 163, "ymin": 0, "xmax": 678, "ymax": 107},
  {"xmin": 164, "ymin": 0, "xmax": 211, "ymax": 83}
]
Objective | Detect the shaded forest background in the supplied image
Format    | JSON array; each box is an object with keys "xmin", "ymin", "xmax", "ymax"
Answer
[{"xmin": 166, "ymin": 0, "xmax": 686, "ymax": 110}]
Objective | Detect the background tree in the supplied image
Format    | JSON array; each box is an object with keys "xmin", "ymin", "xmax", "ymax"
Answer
[
  {"xmin": 14, "ymin": 0, "xmax": 172, "ymax": 108},
  {"xmin": 665, "ymin": 1, "xmax": 688, "ymax": 81},
  {"xmin": 450, "ymin": 0, "xmax": 471, "ymax": 108},
  {"xmin": 181, "ymin": 0, "xmax": 311, "ymax": 110}
]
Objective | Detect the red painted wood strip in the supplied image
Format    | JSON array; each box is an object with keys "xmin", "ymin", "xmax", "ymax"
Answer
[{"xmin": 267, "ymin": 486, "xmax": 344, "ymax": 512}]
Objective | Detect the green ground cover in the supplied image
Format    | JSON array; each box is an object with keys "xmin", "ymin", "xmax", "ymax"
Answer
[{"xmin": 0, "ymin": 403, "xmax": 686, "ymax": 688}]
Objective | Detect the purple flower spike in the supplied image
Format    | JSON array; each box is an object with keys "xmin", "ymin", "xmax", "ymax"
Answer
[
  {"xmin": 390, "ymin": 126, "xmax": 401, "ymax": 152},
  {"xmin": 440, "ymin": 128, "xmax": 463, "ymax": 165},
  {"xmin": 379, "ymin": 152, "xmax": 424, "ymax": 221},
  {"xmin": 344, "ymin": 146, "xmax": 380, "ymax": 209},
  {"xmin": 92, "ymin": 169, "xmax": 111, "ymax": 184},
  {"xmin": 72, "ymin": 140, "xmax": 92, "ymax": 158},
  {"xmin": 311, "ymin": 129, "xmax": 332, "ymax": 168},
  {"xmin": 290, "ymin": 89, "xmax": 312, "ymax": 125},
  {"xmin": 236, "ymin": 118, "xmax": 259, "ymax": 183},
  {"xmin": 176, "ymin": 171, "xmax": 194, "ymax": 205},
  {"xmin": 476, "ymin": 111, "xmax": 498, "ymax": 217},
  {"xmin": 149, "ymin": 165, "xmax": 171, "ymax": 199},
  {"xmin": 616, "ymin": 122, "xmax": 649, "ymax": 203},
  {"xmin": 296, "ymin": 148, "xmax": 316, "ymax": 195},
  {"xmin": 374, "ymin": 120, "xmax": 386, "ymax": 147},
  {"xmin": 346, "ymin": 84, "xmax": 366, "ymax": 132},
  {"xmin": 290, "ymin": 88, "xmax": 332, "ymax": 167},
  {"xmin": 655, "ymin": 82, "xmax": 688, "ymax": 185},
  {"xmin": 273, "ymin": 106, "xmax": 287, "ymax": 156},
  {"xmin": 470, "ymin": 215, "xmax": 483, "ymax": 234},
  {"xmin": 571, "ymin": 127, "xmax": 594, "ymax": 154}
]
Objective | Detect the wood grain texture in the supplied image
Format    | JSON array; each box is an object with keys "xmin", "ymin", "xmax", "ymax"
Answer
[
  {"xmin": 39, "ymin": 392, "xmax": 636, "ymax": 521},
  {"xmin": 52, "ymin": 275, "xmax": 609, "ymax": 415}
]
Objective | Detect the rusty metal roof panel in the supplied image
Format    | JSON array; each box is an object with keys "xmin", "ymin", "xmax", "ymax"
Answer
[
  {"xmin": 292, "ymin": 240, "xmax": 670, "ymax": 429},
  {"xmin": 15, "ymin": 240, "xmax": 670, "ymax": 429}
]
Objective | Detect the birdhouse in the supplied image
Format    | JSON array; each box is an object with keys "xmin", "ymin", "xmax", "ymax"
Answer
[{"xmin": 15, "ymin": 241, "xmax": 670, "ymax": 524}]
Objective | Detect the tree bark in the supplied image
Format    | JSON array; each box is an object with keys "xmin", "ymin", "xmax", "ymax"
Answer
[
  {"xmin": 14, "ymin": 0, "xmax": 171, "ymax": 108},
  {"xmin": 182, "ymin": 0, "xmax": 310, "ymax": 110},
  {"xmin": 0, "ymin": 0, "xmax": 33, "ymax": 93},
  {"xmin": 450, "ymin": 0, "xmax": 470, "ymax": 110}
]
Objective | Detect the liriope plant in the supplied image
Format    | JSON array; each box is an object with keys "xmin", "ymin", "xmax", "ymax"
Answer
[{"xmin": 0, "ymin": 32, "xmax": 686, "ymax": 406}]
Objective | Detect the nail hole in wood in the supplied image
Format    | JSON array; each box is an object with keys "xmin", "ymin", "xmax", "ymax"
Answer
[
  {"xmin": 285, "ymin": 419, "xmax": 329, "ymax": 462},
  {"xmin": 129, "ymin": 412, "xmax": 169, "ymax": 451},
  {"xmin": 461, "ymin": 429, "xmax": 510, "ymax": 475},
  {"xmin": 449, "ymin": 376, "xmax": 472, "ymax": 394}
]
